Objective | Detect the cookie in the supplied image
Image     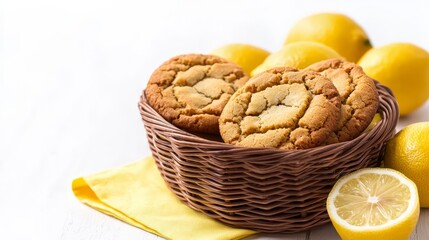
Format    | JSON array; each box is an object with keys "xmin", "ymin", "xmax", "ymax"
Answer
[
  {"xmin": 306, "ymin": 59, "xmax": 379, "ymax": 143},
  {"xmin": 219, "ymin": 67, "xmax": 341, "ymax": 150},
  {"xmin": 145, "ymin": 54, "xmax": 249, "ymax": 134}
]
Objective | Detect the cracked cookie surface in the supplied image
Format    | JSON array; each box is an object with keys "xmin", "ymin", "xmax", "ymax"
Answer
[
  {"xmin": 306, "ymin": 59, "xmax": 379, "ymax": 143},
  {"xmin": 219, "ymin": 67, "xmax": 341, "ymax": 150},
  {"xmin": 145, "ymin": 54, "xmax": 249, "ymax": 134}
]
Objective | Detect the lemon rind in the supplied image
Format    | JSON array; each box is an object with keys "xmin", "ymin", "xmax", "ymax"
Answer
[{"xmin": 327, "ymin": 168, "xmax": 419, "ymax": 231}]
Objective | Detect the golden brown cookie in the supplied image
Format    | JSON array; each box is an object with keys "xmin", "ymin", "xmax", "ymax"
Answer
[
  {"xmin": 145, "ymin": 54, "xmax": 249, "ymax": 134},
  {"xmin": 306, "ymin": 59, "xmax": 379, "ymax": 143},
  {"xmin": 219, "ymin": 67, "xmax": 341, "ymax": 150}
]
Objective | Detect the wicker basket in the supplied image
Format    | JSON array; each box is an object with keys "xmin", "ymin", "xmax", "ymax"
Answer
[{"xmin": 138, "ymin": 82, "xmax": 399, "ymax": 233}]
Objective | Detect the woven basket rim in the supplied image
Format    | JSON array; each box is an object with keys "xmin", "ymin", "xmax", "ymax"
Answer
[{"xmin": 139, "ymin": 81, "xmax": 399, "ymax": 157}]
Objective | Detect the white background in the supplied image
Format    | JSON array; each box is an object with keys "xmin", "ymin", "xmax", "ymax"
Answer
[{"xmin": 1, "ymin": 0, "xmax": 429, "ymax": 239}]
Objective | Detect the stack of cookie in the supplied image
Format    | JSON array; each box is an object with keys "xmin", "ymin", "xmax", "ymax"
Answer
[{"xmin": 145, "ymin": 54, "xmax": 379, "ymax": 150}]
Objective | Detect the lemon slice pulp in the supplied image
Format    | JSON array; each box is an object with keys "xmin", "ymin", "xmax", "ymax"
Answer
[{"xmin": 327, "ymin": 168, "xmax": 420, "ymax": 240}]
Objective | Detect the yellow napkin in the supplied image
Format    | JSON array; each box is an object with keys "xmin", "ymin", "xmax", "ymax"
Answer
[{"xmin": 72, "ymin": 156, "xmax": 256, "ymax": 240}]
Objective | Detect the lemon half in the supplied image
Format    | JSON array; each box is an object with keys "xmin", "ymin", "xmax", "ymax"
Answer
[{"xmin": 327, "ymin": 168, "xmax": 420, "ymax": 240}]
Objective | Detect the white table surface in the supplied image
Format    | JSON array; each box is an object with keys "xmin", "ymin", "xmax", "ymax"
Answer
[{"xmin": 1, "ymin": 0, "xmax": 429, "ymax": 239}]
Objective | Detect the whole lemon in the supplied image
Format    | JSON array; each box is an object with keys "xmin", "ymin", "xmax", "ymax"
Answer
[
  {"xmin": 384, "ymin": 122, "xmax": 429, "ymax": 207},
  {"xmin": 211, "ymin": 43, "xmax": 270, "ymax": 76},
  {"xmin": 359, "ymin": 43, "xmax": 429, "ymax": 116},
  {"xmin": 284, "ymin": 13, "xmax": 371, "ymax": 62},
  {"xmin": 251, "ymin": 41, "xmax": 341, "ymax": 76}
]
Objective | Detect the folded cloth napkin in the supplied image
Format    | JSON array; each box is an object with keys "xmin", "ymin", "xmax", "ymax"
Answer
[{"xmin": 72, "ymin": 156, "xmax": 256, "ymax": 240}]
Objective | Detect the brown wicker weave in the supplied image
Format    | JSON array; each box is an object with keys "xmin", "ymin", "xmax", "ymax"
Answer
[{"xmin": 138, "ymin": 81, "xmax": 399, "ymax": 233}]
